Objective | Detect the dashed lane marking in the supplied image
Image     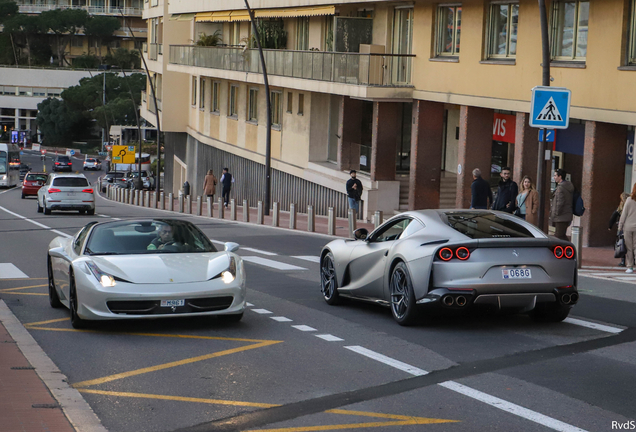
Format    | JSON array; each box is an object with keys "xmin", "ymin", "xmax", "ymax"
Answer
[
  {"xmin": 293, "ymin": 256, "xmax": 321, "ymax": 263},
  {"xmin": 564, "ymin": 317, "xmax": 624, "ymax": 334},
  {"xmin": 251, "ymin": 309, "xmax": 273, "ymax": 314},
  {"xmin": 0, "ymin": 263, "xmax": 29, "ymax": 279},
  {"xmin": 345, "ymin": 346, "xmax": 428, "ymax": 376},
  {"xmin": 242, "ymin": 247, "xmax": 278, "ymax": 256},
  {"xmin": 242, "ymin": 256, "xmax": 307, "ymax": 271},
  {"xmin": 271, "ymin": 317, "xmax": 293, "ymax": 322},
  {"xmin": 0, "ymin": 206, "xmax": 72, "ymax": 238},
  {"xmin": 292, "ymin": 325, "xmax": 317, "ymax": 332},
  {"xmin": 315, "ymin": 334, "xmax": 344, "ymax": 342},
  {"xmin": 246, "ymin": 302, "xmax": 254, "ymax": 307}
]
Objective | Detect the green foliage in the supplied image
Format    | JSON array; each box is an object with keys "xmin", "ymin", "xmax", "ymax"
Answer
[
  {"xmin": 150, "ymin": 157, "xmax": 163, "ymax": 174},
  {"xmin": 254, "ymin": 19, "xmax": 287, "ymax": 49},
  {"xmin": 0, "ymin": 33, "xmax": 16, "ymax": 64},
  {"xmin": 72, "ymin": 54, "xmax": 100, "ymax": 68},
  {"xmin": 84, "ymin": 15, "xmax": 120, "ymax": 61},
  {"xmin": 0, "ymin": 0, "xmax": 19, "ymax": 24},
  {"xmin": 36, "ymin": 97, "xmax": 87, "ymax": 146},
  {"xmin": 104, "ymin": 48, "xmax": 141, "ymax": 69},
  {"xmin": 196, "ymin": 30, "xmax": 222, "ymax": 47},
  {"xmin": 40, "ymin": 8, "xmax": 89, "ymax": 66},
  {"xmin": 29, "ymin": 36, "xmax": 52, "ymax": 65}
]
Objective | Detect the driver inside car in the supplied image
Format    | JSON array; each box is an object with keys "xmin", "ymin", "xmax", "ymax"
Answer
[{"xmin": 147, "ymin": 225, "xmax": 175, "ymax": 250}]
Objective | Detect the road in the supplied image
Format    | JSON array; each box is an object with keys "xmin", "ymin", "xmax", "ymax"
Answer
[{"xmin": 0, "ymin": 151, "xmax": 635, "ymax": 432}]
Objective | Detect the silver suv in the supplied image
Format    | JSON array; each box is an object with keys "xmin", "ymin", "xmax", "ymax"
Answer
[{"xmin": 37, "ymin": 173, "xmax": 95, "ymax": 215}]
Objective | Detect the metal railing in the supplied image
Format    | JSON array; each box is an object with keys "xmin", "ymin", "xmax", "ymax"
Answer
[
  {"xmin": 16, "ymin": 4, "xmax": 143, "ymax": 15},
  {"xmin": 169, "ymin": 45, "xmax": 415, "ymax": 87},
  {"xmin": 148, "ymin": 43, "xmax": 157, "ymax": 61}
]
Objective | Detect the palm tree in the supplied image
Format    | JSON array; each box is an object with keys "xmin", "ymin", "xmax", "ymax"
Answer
[{"xmin": 196, "ymin": 30, "xmax": 222, "ymax": 47}]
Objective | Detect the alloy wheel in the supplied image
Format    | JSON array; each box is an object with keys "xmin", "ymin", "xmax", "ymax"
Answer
[{"xmin": 391, "ymin": 267, "xmax": 410, "ymax": 320}]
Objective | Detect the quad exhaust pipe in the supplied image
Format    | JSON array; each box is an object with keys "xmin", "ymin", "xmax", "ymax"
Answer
[
  {"xmin": 442, "ymin": 295, "xmax": 468, "ymax": 307},
  {"xmin": 443, "ymin": 295, "xmax": 454, "ymax": 306},
  {"xmin": 560, "ymin": 292, "xmax": 578, "ymax": 305},
  {"xmin": 456, "ymin": 296, "xmax": 467, "ymax": 307}
]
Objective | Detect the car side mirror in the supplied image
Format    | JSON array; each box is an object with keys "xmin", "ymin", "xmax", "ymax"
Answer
[
  {"xmin": 354, "ymin": 228, "xmax": 369, "ymax": 241},
  {"xmin": 224, "ymin": 242, "xmax": 239, "ymax": 253},
  {"xmin": 48, "ymin": 246, "xmax": 67, "ymax": 259}
]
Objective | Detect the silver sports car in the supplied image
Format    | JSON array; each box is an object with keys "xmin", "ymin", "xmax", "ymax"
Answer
[
  {"xmin": 47, "ymin": 219, "xmax": 246, "ymax": 328},
  {"xmin": 320, "ymin": 210, "xmax": 578, "ymax": 326}
]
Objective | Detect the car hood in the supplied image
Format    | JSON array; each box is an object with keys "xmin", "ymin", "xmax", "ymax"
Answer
[{"xmin": 89, "ymin": 253, "xmax": 231, "ymax": 284}]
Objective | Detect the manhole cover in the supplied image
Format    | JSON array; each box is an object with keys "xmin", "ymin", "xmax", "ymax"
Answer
[
  {"xmin": 32, "ymin": 404, "xmax": 60, "ymax": 409},
  {"xmin": 11, "ymin": 366, "xmax": 35, "ymax": 370}
]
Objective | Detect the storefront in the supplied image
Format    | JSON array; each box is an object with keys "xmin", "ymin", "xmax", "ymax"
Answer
[{"xmin": 490, "ymin": 112, "xmax": 516, "ymax": 187}]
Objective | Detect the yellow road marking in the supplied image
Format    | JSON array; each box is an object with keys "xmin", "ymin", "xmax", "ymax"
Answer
[
  {"xmin": 248, "ymin": 419, "xmax": 458, "ymax": 432},
  {"xmin": 25, "ymin": 317, "xmax": 70, "ymax": 326},
  {"xmin": 0, "ymin": 284, "xmax": 47, "ymax": 292},
  {"xmin": 73, "ymin": 340, "xmax": 281, "ymax": 388},
  {"xmin": 1, "ymin": 292, "xmax": 47, "ymax": 296},
  {"xmin": 0, "ymin": 278, "xmax": 47, "ymax": 281}
]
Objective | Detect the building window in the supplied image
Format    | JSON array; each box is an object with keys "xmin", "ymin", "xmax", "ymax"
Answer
[
  {"xmin": 629, "ymin": 0, "xmax": 636, "ymax": 65},
  {"xmin": 229, "ymin": 85, "xmax": 238, "ymax": 117},
  {"xmin": 487, "ymin": 2, "xmax": 518, "ymax": 59},
  {"xmin": 551, "ymin": 1, "xmax": 589, "ymax": 61},
  {"xmin": 71, "ymin": 37, "xmax": 83, "ymax": 48},
  {"xmin": 230, "ymin": 22, "xmax": 241, "ymax": 46},
  {"xmin": 191, "ymin": 76, "xmax": 197, "ymax": 106},
  {"xmin": 286, "ymin": 92, "xmax": 293, "ymax": 113},
  {"xmin": 271, "ymin": 91, "xmax": 282, "ymax": 127},
  {"xmin": 324, "ymin": 16, "xmax": 334, "ymax": 51},
  {"xmin": 248, "ymin": 88, "xmax": 258, "ymax": 122},
  {"xmin": 393, "ymin": 7, "xmax": 414, "ymax": 83},
  {"xmin": 436, "ymin": 5, "xmax": 462, "ymax": 57},
  {"xmin": 298, "ymin": 93, "xmax": 304, "ymax": 115},
  {"xmin": 297, "ymin": 17, "xmax": 309, "ymax": 50},
  {"xmin": 212, "ymin": 82, "xmax": 220, "ymax": 113},
  {"xmin": 199, "ymin": 78, "xmax": 206, "ymax": 109}
]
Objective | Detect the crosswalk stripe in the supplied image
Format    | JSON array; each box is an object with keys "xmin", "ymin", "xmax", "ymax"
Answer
[
  {"xmin": 241, "ymin": 247, "xmax": 278, "ymax": 256},
  {"xmin": 564, "ymin": 317, "xmax": 624, "ymax": 334},
  {"xmin": 293, "ymin": 256, "xmax": 321, "ymax": 263},
  {"xmin": 316, "ymin": 334, "xmax": 344, "ymax": 341},
  {"xmin": 292, "ymin": 325, "xmax": 316, "ymax": 332},
  {"xmin": 242, "ymin": 256, "xmax": 307, "ymax": 271},
  {"xmin": 0, "ymin": 263, "xmax": 28, "ymax": 279}
]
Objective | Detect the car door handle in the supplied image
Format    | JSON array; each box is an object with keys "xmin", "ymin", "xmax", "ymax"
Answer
[{"xmin": 384, "ymin": 251, "xmax": 388, "ymax": 256}]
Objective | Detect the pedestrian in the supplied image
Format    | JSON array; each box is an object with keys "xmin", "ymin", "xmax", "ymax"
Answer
[
  {"xmin": 515, "ymin": 175, "xmax": 539, "ymax": 225},
  {"xmin": 220, "ymin": 168, "xmax": 234, "ymax": 208},
  {"xmin": 492, "ymin": 167, "xmax": 518, "ymax": 213},
  {"xmin": 609, "ymin": 192, "xmax": 629, "ymax": 267},
  {"xmin": 346, "ymin": 170, "xmax": 363, "ymax": 215},
  {"xmin": 618, "ymin": 184, "xmax": 636, "ymax": 273},
  {"xmin": 470, "ymin": 168, "xmax": 492, "ymax": 209},
  {"xmin": 203, "ymin": 169, "xmax": 217, "ymax": 200},
  {"xmin": 550, "ymin": 168, "xmax": 574, "ymax": 241}
]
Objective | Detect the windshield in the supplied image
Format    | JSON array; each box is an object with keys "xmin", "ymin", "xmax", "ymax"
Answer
[
  {"xmin": 52, "ymin": 177, "xmax": 89, "ymax": 187},
  {"xmin": 443, "ymin": 211, "xmax": 534, "ymax": 239},
  {"xmin": 0, "ymin": 152, "xmax": 6, "ymax": 175},
  {"xmin": 85, "ymin": 220, "xmax": 218, "ymax": 255},
  {"xmin": 57, "ymin": 157, "xmax": 70, "ymax": 162},
  {"xmin": 26, "ymin": 174, "xmax": 47, "ymax": 182}
]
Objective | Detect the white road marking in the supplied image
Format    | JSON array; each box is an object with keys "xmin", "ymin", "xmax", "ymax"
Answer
[
  {"xmin": 98, "ymin": 214, "xmax": 110, "ymax": 218},
  {"xmin": 242, "ymin": 256, "xmax": 307, "ymax": 271},
  {"xmin": 589, "ymin": 272, "xmax": 635, "ymax": 277},
  {"xmin": 564, "ymin": 317, "xmax": 624, "ymax": 334},
  {"xmin": 251, "ymin": 309, "xmax": 272, "ymax": 314},
  {"xmin": 292, "ymin": 325, "xmax": 316, "ymax": 332},
  {"xmin": 293, "ymin": 256, "xmax": 321, "ymax": 263},
  {"xmin": 0, "ymin": 205, "xmax": 71, "ymax": 238},
  {"xmin": 270, "ymin": 316, "xmax": 292, "ymax": 322},
  {"xmin": 613, "ymin": 276, "xmax": 636, "ymax": 281},
  {"xmin": 209, "ymin": 239, "xmax": 225, "ymax": 245},
  {"xmin": 242, "ymin": 247, "xmax": 278, "ymax": 256},
  {"xmin": 51, "ymin": 230, "xmax": 72, "ymax": 238},
  {"xmin": 345, "ymin": 346, "xmax": 428, "ymax": 376},
  {"xmin": 316, "ymin": 334, "xmax": 344, "ymax": 342},
  {"xmin": 246, "ymin": 302, "xmax": 254, "ymax": 307},
  {"xmin": 0, "ymin": 263, "xmax": 28, "ymax": 279}
]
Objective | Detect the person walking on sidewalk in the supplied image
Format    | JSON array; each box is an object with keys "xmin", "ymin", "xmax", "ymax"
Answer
[
  {"xmin": 492, "ymin": 167, "xmax": 518, "ymax": 213},
  {"xmin": 203, "ymin": 169, "xmax": 217, "ymax": 200},
  {"xmin": 220, "ymin": 168, "xmax": 234, "ymax": 208},
  {"xmin": 609, "ymin": 192, "xmax": 629, "ymax": 267},
  {"xmin": 346, "ymin": 170, "xmax": 363, "ymax": 215},
  {"xmin": 516, "ymin": 175, "xmax": 539, "ymax": 224},
  {"xmin": 470, "ymin": 168, "xmax": 492, "ymax": 209},
  {"xmin": 550, "ymin": 169, "xmax": 574, "ymax": 241},
  {"xmin": 618, "ymin": 184, "xmax": 636, "ymax": 273}
]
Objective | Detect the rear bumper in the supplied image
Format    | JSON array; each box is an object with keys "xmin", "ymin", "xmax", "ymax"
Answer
[
  {"xmin": 53, "ymin": 166, "xmax": 72, "ymax": 171},
  {"xmin": 48, "ymin": 202, "xmax": 94, "ymax": 211},
  {"xmin": 22, "ymin": 187, "xmax": 41, "ymax": 195}
]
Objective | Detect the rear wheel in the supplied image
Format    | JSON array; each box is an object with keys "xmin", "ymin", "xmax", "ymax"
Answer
[
  {"xmin": 320, "ymin": 252, "xmax": 340, "ymax": 305},
  {"xmin": 390, "ymin": 262, "xmax": 418, "ymax": 326},
  {"xmin": 47, "ymin": 257, "xmax": 62, "ymax": 308},
  {"xmin": 531, "ymin": 303, "xmax": 571, "ymax": 322},
  {"xmin": 44, "ymin": 200, "xmax": 51, "ymax": 215},
  {"xmin": 87, "ymin": 209, "xmax": 95, "ymax": 215},
  {"xmin": 37, "ymin": 199, "xmax": 43, "ymax": 213},
  {"xmin": 21, "ymin": 193, "xmax": 25, "ymax": 199},
  {"xmin": 69, "ymin": 273, "xmax": 87, "ymax": 329}
]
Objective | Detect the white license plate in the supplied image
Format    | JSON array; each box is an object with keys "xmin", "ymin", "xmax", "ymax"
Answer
[
  {"xmin": 502, "ymin": 269, "xmax": 532, "ymax": 279},
  {"xmin": 160, "ymin": 299, "xmax": 185, "ymax": 307}
]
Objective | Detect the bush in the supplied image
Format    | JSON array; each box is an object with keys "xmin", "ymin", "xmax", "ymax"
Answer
[
  {"xmin": 150, "ymin": 157, "xmax": 163, "ymax": 174},
  {"xmin": 72, "ymin": 54, "xmax": 100, "ymax": 68}
]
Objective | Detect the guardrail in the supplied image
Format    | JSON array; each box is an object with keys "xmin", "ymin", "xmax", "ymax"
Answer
[
  {"xmin": 147, "ymin": 44, "xmax": 162, "ymax": 61},
  {"xmin": 16, "ymin": 4, "xmax": 143, "ymax": 15}
]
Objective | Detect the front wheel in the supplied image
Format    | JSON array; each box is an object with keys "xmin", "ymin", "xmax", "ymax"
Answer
[
  {"xmin": 87, "ymin": 209, "xmax": 95, "ymax": 216},
  {"xmin": 320, "ymin": 252, "xmax": 340, "ymax": 305},
  {"xmin": 48, "ymin": 258, "xmax": 62, "ymax": 308},
  {"xmin": 69, "ymin": 273, "xmax": 88, "ymax": 329},
  {"xmin": 390, "ymin": 262, "xmax": 418, "ymax": 326},
  {"xmin": 219, "ymin": 312, "xmax": 243, "ymax": 323}
]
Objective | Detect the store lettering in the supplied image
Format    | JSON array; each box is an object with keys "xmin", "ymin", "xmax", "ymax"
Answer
[
  {"xmin": 492, "ymin": 113, "xmax": 516, "ymax": 144},
  {"xmin": 494, "ymin": 118, "xmax": 507, "ymax": 138}
]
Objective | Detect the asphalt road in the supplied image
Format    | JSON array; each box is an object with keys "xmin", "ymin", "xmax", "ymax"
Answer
[{"xmin": 1, "ymin": 151, "xmax": 635, "ymax": 432}]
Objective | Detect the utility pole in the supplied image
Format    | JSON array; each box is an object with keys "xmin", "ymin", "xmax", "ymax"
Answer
[
  {"xmin": 244, "ymin": 0, "xmax": 272, "ymax": 215},
  {"xmin": 102, "ymin": 71, "xmax": 106, "ymax": 153},
  {"xmin": 536, "ymin": 0, "xmax": 551, "ymax": 231}
]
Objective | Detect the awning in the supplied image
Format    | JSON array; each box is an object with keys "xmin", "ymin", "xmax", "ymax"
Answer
[
  {"xmin": 229, "ymin": 10, "xmax": 251, "ymax": 22},
  {"xmin": 194, "ymin": 12, "xmax": 214, "ymax": 22},
  {"xmin": 169, "ymin": 13, "xmax": 196, "ymax": 21},
  {"xmin": 255, "ymin": 6, "xmax": 335, "ymax": 18}
]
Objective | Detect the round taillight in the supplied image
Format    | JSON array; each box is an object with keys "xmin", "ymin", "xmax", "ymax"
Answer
[
  {"xmin": 439, "ymin": 248, "xmax": 453, "ymax": 261},
  {"xmin": 456, "ymin": 247, "xmax": 470, "ymax": 260},
  {"xmin": 554, "ymin": 246, "xmax": 564, "ymax": 259},
  {"xmin": 564, "ymin": 246, "xmax": 574, "ymax": 259}
]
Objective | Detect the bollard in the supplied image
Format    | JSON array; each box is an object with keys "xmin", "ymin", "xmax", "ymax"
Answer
[
  {"xmin": 196, "ymin": 196, "xmax": 202, "ymax": 216},
  {"xmin": 289, "ymin": 203, "xmax": 297, "ymax": 230},
  {"xmin": 307, "ymin": 205, "xmax": 315, "ymax": 232},
  {"xmin": 107, "ymin": 185, "xmax": 111, "ymax": 200},
  {"xmin": 135, "ymin": 190, "xmax": 140, "ymax": 206},
  {"xmin": 217, "ymin": 197, "xmax": 224, "ymax": 219},
  {"xmin": 207, "ymin": 197, "xmax": 213, "ymax": 217},
  {"xmin": 328, "ymin": 207, "xmax": 336, "ymax": 236},
  {"xmin": 348, "ymin": 208, "xmax": 357, "ymax": 237},
  {"xmin": 168, "ymin": 193, "xmax": 174, "ymax": 211},
  {"xmin": 186, "ymin": 195, "xmax": 192, "ymax": 214},
  {"xmin": 160, "ymin": 192, "xmax": 165, "ymax": 210},
  {"xmin": 243, "ymin": 200, "xmax": 249, "ymax": 222},
  {"xmin": 374, "ymin": 211, "xmax": 384, "ymax": 229},
  {"xmin": 257, "ymin": 201, "xmax": 264, "ymax": 224},
  {"xmin": 178, "ymin": 194, "xmax": 184, "ymax": 213},
  {"xmin": 152, "ymin": 191, "xmax": 158, "ymax": 209},
  {"xmin": 571, "ymin": 226, "xmax": 583, "ymax": 269},
  {"xmin": 230, "ymin": 199, "xmax": 237, "ymax": 220},
  {"xmin": 145, "ymin": 191, "xmax": 150, "ymax": 208},
  {"xmin": 272, "ymin": 202, "xmax": 280, "ymax": 227}
]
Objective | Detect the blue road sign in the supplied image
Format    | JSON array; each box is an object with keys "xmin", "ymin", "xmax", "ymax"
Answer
[
  {"xmin": 530, "ymin": 86, "xmax": 571, "ymax": 129},
  {"xmin": 538, "ymin": 129, "xmax": 556, "ymax": 142},
  {"xmin": 69, "ymin": 149, "xmax": 75, "ymax": 156}
]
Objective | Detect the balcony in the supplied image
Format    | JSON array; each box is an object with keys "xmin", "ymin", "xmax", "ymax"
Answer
[
  {"xmin": 147, "ymin": 43, "xmax": 162, "ymax": 61},
  {"xmin": 169, "ymin": 46, "xmax": 414, "ymax": 88},
  {"xmin": 16, "ymin": 4, "xmax": 143, "ymax": 16}
]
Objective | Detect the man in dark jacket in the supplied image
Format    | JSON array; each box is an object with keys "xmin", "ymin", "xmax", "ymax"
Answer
[
  {"xmin": 550, "ymin": 168, "xmax": 574, "ymax": 241},
  {"xmin": 470, "ymin": 168, "xmax": 492, "ymax": 209},
  {"xmin": 492, "ymin": 167, "xmax": 518, "ymax": 213},
  {"xmin": 346, "ymin": 170, "xmax": 363, "ymax": 214},
  {"xmin": 220, "ymin": 168, "xmax": 234, "ymax": 208}
]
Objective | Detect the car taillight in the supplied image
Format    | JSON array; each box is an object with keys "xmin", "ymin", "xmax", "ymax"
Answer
[
  {"xmin": 553, "ymin": 246, "xmax": 564, "ymax": 259},
  {"xmin": 54, "ymin": 162, "xmax": 60, "ymax": 165},
  {"xmin": 456, "ymin": 247, "xmax": 470, "ymax": 260},
  {"xmin": 82, "ymin": 188, "xmax": 94, "ymax": 193},
  {"xmin": 439, "ymin": 248, "xmax": 453, "ymax": 261},
  {"xmin": 48, "ymin": 188, "xmax": 61, "ymax": 193},
  {"xmin": 564, "ymin": 246, "xmax": 575, "ymax": 259}
]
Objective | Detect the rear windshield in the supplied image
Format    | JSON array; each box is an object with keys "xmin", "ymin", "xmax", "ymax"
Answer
[
  {"xmin": 86, "ymin": 158, "xmax": 97, "ymax": 162},
  {"xmin": 52, "ymin": 177, "xmax": 89, "ymax": 187},
  {"xmin": 443, "ymin": 212, "xmax": 534, "ymax": 239},
  {"xmin": 57, "ymin": 156, "xmax": 71, "ymax": 162},
  {"xmin": 107, "ymin": 172, "xmax": 125, "ymax": 178},
  {"xmin": 26, "ymin": 174, "xmax": 47, "ymax": 182}
]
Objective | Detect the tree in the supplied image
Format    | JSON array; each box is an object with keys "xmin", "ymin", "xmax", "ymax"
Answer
[
  {"xmin": 105, "ymin": 48, "xmax": 141, "ymax": 69},
  {"xmin": 40, "ymin": 8, "xmax": 88, "ymax": 66},
  {"xmin": 84, "ymin": 15, "xmax": 120, "ymax": 63},
  {"xmin": 36, "ymin": 98, "xmax": 86, "ymax": 146},
  {"xmin": 196, "ymin": 30, "xmax": 222, "ymax": 47},
  {"xmin": 4, "ymin": 14, "xmax": 46, "ymax": 66},
  {"xmin": 0, "ymin": 0, "xmax": 19, "ymax": 24}
]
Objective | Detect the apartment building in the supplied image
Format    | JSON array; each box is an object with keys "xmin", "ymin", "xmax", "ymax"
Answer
[{"xmin": 142, "ymin": 0, "xmax": 636, "ymax": 247}]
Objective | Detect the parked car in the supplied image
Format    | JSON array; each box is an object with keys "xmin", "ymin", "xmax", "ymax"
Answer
[
  {"xmin": 125, "ymin": 170, "xmax": 155, "ymax": 190},
  {"xmin": 83, "ymin": 158, "xmax": 102, "ymax": 171},
  {"xmin": 19, "ymin": 163, "xmax": 31, "ymax": 181},
  {"xmin": 37, "ymin": 173, "xmax": 95, "ymax": 215},
  {"xmin": 101, "ymin": 171, "xmax": 125, "ymax": 193},
  {"xmin": 46, "ymin": 219, "xmax": 246, "ymax": 328},
  {"xmin": 53, "ymin": 155, "xmax": 73, "ymax": 172},
  {"xmin": 21, "ymin": 172, "xmax": 48, "ymax": 198}
]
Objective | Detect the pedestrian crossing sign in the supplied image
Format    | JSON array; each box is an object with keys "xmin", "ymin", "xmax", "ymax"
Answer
[{"xmin": 530, "ymin": 86, "xmax": 571, "ymax": 129}]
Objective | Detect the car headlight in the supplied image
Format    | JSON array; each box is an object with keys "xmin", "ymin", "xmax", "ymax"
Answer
[
  {"xmin": 85, "ymin": 261, "xmax": 117, "ymax": 287},
  {"xmin": 221, "ymin": 256, "xmax": 237, "ymax": 284},
  {"xmin": 0, "ymin": 175, "xmax": 6, "ymax": 180}
]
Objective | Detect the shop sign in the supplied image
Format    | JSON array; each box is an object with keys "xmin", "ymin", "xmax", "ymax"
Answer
[{"xmin": 493, "ymin": 113, "xmax": 516, "ymax": 144}]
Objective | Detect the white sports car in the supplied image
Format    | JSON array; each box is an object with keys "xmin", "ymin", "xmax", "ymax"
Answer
[{"xmin": 47, "ymin": 219, "xmax": 246, "ymax": 328}]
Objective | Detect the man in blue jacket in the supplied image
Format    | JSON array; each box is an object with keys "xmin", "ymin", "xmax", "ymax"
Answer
[{"xmin": 220, "ymin": 168, "xmax": 235, "ymax": 208}]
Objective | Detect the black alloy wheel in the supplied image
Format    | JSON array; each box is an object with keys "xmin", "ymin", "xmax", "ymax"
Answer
[
  {"xmin": 390, "ymin": 262, "xmax": 418, "ymax": 326},
  {"xmin": 43, "ymin": 200, "xmax": 51, "ymax": 215},
  {"xmin": 47, "ymin": 257, "xmax": 62, "ymax": 308},
  {"xmin": 69, "ymin": 272, "xmax": 87, "ymax": 329},
  {"xmin": 320, "ymin": 252, "xmax": 340, "ymax": 305},
  {"xmin": 37, "ymin": 199, "xmax": 43, "ymax": 213}
]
